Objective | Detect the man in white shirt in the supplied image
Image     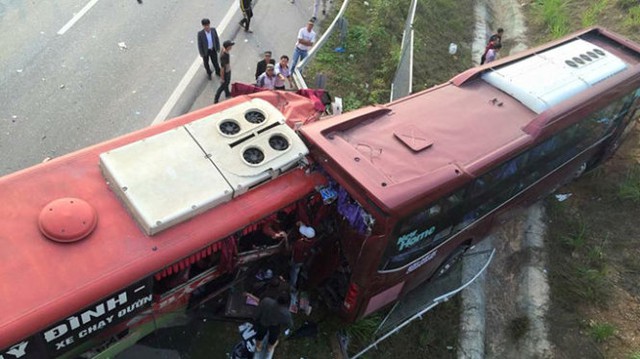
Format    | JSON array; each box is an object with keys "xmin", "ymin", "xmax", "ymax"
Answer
[
  {"xmin": 274, "ymin": 55, "xmax": 293, "ymax": 90},
  {"xmin": 256, "ymin": 64, "xmax": 278, "ymax": 90},
  {"xmin": 290, "ymin": 19, "xmax": 317, "ymax": 73}
]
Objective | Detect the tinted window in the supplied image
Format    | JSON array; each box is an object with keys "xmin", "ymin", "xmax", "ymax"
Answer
[{"xmin": 381, "ymin": 188, "xmax": 467, "ymax": 270}]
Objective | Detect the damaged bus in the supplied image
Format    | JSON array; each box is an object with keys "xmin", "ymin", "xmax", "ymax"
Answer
[{"xmin": 2, "ymin": 27, "xmax": 640, "ymax": 358}]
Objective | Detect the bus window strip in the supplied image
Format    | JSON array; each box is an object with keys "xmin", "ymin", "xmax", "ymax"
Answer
[
  {"xmin": 157, "ymin": 262, "xmax": 226, "ymax": 301},
  {"xmin": 379, "ymin": 102, "xmax": 629, "ymax": 272}
]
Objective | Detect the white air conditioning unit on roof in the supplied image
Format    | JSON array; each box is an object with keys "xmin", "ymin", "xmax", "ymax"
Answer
[
  {"xmin": 186, "ymin": 99, "xmax": 309, "ymax": 196},
  {"xmin": 194, "ymin": 98, "xmax": 283, "ymax": 144}
]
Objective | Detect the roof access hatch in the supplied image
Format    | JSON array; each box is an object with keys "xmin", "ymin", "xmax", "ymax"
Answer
[{"xmin": 100, "ymin": 127, "xmax": 233, "ymax": 235}]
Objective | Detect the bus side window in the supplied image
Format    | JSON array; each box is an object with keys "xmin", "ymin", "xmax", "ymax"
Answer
[{"xmin": 383, "ymin": 187, "xmax": 468, "ymax": 270}]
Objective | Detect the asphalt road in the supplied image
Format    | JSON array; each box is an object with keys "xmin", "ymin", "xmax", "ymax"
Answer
[{"xmin": 0, "ymin": 0, "xmax": 236, "ymax": 176}]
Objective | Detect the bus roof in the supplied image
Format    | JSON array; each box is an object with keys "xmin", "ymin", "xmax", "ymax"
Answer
[
  {"xmin": 300, "ymin": 27, "xmax": 640, "ymax": 213},
  {"xmin": 0, "ymin": 92, "xmax": 324, "ymax": 348}
]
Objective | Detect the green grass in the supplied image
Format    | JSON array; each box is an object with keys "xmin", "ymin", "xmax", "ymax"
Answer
[
  {"xmin": 582, "ymin": 0, "xmax": 608, "ymax": 27},
  {"xmin": 624, "ymin": 6, "xmax": 640, "ymax": 29},
  {"xmin": 588, "ymin": 321, "xmax": 616, "ymax": 342},
  {"xmin": 307, "ymin": 0, "xmax": 473, "ymax": 110},
  {"xmin": 617, "ymin": 0, "xmax": 638, "ymax": 10},
  {"xmin": 618, "ymin": 164, "xmax": 640, "ymax": 202},
  {"xmin": 345, "ymin": 314, "xmax": 383, "ymax": 345},
  {"xmin": 534, "ymin": 0, "xmax": 570, "ymax": 38},
  {"xmin": 306, "ymin": 0, "xmax": 409, "ymax": 110},
  {"xmin": 629, "ymin": 351, "xmax": 640, "ymax": 359},
  {"xmin": 560, "ymin": 217, "xmax": 587, "ymax": 251}
]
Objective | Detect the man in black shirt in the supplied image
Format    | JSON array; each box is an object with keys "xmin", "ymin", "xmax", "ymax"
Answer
[
  {"xmin": 239, "ymin": 0, "xmax": 253, "ymax": 33},
  {"xmin": 215, "ymin": 40, "xmax": 235, "ymax": 104},
  {"xmin": 254, "ymin": 295, "xmax": 293, "ymax": 353},
  {"xmin": 255, "ymin": 51, "xmax": 276, "ymax": 80}
]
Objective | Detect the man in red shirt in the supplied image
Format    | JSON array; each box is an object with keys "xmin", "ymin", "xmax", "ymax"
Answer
[{"xmin": 289, "ymin": 222, "xmax": 316, "ymax": 290}]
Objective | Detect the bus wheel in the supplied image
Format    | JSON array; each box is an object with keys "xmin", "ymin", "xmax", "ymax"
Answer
[{"xmin": 435, "ymin": 244, "xmax": 468, "ymax": 278}]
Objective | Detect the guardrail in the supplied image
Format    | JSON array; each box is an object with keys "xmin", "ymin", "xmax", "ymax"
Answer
[
  {"xmin": 349, "ymin": 248, "xmax": 496, "ymax": 359},
  {"xmin": 389, "ymin": 0, "xmax": 418, "ymax": 101},
  {"xmin": 291, "ymin": 0, "xmax": 351, "ymax": 90}
]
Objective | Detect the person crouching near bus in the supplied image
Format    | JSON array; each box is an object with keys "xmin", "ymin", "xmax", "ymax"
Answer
[
  {"xmin": 262, "ymin": 211, "xmax": 290, "ymax": 249},
  {"xmin": 254, "ymin": 294, "xmax": 293, "ymax": 354},
  {"xmin": 290, "ymin": 222, "xmax": 316, "ymax": 291}
]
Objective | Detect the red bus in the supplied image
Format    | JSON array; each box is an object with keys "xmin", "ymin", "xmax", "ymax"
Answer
[{"xmin": 2, "ymin": 27, "xmax": 639, "ymax": 358}]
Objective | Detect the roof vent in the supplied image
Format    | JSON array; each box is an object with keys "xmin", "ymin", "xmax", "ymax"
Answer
[
  {"xmin": 245, "ymin": 110, "xmax": 266, "ymax": 124},
  {"xmin": 39, "ymin": 198, "xmax": 98, "ymax": 242}
]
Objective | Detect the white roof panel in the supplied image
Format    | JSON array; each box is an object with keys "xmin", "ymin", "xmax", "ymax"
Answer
[
  {"xmin": 482, "ymin": 39, "xmax": 628, "ymax": 113},
  {"xmin": 99, "ymin": 127, "xmax": 233, "ymax": 235}
]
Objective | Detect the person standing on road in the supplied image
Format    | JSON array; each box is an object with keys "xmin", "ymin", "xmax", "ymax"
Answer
[
  {"xmin": 239, "ymin": 0, "xmax": 254, "ymax": 33},
  {"xmin": 197, "ymin": 18, "xmax": 221, "ymax": 80},
  {"xmin": 215, "ymin": 40, "xmax": 235, "ymax": 104},
  {"xmin": 255, "ymin": 51, "xmax": 276, "ymax": 80},
  {"xmin": 290, "ymin": 19, "xmax": 317, "ymax": 73},
  {"xmin": 274, "ymin": 55, "xmax": 293, "ymax": 90}
]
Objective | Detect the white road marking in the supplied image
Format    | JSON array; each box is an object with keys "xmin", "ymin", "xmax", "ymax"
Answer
[
  {"xmin": 151, "ymin": 3, "xmax": 238, "ymax": 125},
  {"xmin": 57, "ymin": 0, "xmax": 101, "ymax": 35}
]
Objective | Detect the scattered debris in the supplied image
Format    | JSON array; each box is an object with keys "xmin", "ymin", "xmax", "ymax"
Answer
[
  {"xmin": 59, "ymin": 84, "xmax": 65, "ymax": 89},
  {"xmin": 449, "ymin": 43, "xmax": 458, "ymax": 55},
  {"xmin": 16, "ymin": 69, "xmax": 23, "ymax": 73},
  {"xmin": 554, "ymin": 193, "xmax": 572, "ymax": 202},
  {"xmin": 118, "ymin": 42, "xmax": 128, "ymax": 50},
  {"xmin": 42, "ymin": 157, "xmax": 52, "ymax": 163}
]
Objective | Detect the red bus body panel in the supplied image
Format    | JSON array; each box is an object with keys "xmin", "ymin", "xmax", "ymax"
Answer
[{"xmin": 0, "ymin": 92, "xmax": 325, "ymax": 349}]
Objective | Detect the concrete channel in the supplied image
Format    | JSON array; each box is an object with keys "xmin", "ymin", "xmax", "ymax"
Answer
[{"xmin": 458, "ymin": 2, "xmax": 554, "ymax": 358}]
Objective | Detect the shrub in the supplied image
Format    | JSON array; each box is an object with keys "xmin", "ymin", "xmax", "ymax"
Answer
[{"xmin": 588, "ymin": 321, "xmax": 616, "ymax": 342}]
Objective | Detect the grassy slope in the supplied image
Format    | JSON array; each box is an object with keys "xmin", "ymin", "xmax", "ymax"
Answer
[
  {"xmin": 524, "ymin": 1, "xmax": 640, "ymax": 358},
  {"xmin": 307, "ymin": 0, "xmax": 473, "ymax": 110}
]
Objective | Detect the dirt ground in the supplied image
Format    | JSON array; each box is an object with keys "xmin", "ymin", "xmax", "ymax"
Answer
[{"xmin": 544, "ymin": 130, "xmax": 640, "ymax": 359}]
